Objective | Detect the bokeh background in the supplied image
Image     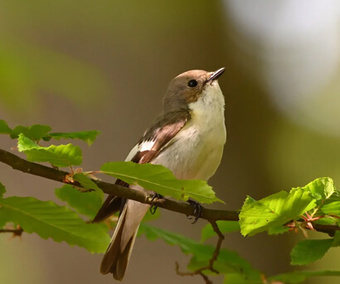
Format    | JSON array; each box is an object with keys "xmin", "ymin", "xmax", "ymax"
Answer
[{"xmin": 1, "ymin": 1, "xmax": 340, "ymax": 283}]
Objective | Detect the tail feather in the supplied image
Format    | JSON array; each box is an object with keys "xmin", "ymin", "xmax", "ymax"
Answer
[
  {"xmin": 100, "ymin": 204, "xmax": 128, "ymax": 275},
  {"xmin": 100, "ymin": 199, "xmax": 149, "ymax": 280},
  {"xmin": 112, "ymin": 228, "xmax": 139, "ymax": 280}
]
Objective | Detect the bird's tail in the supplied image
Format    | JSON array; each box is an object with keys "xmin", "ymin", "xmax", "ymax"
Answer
[{"xmin": 100, "ymin": 199, "xmax": 150, "ymax": 281}]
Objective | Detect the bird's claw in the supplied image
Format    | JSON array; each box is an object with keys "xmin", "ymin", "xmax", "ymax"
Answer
[
  {"xmin": 186, "ymin": 199, "xmax": 203, "ymax": 224},
  {"xmin": 149, "ymin": 193, "xmax": 164, "ymax": 215}
]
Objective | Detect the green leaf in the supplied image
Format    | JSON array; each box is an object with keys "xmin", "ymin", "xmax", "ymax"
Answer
[
  {"xmin": 321, "ymin": 201, "xmax": 340, "ymax": 216},
  {"xmin": 18, "ymin": 134, "xmax": 82, "ymax": 167},
  {"xmin": 139, "ymin": 223, "xmax": 262, "ymax": 281},
  {"xmin": 17, "ymin": 133, "xmax": 38, "ymax": 150},
  {"xmin": 0, "ymin": 182, "xmax": 6, "ymax": 198},
  {"xmin": 139, "ymin": 223, "xmax": 217, "ymax": 259},
  {"xmin": 101, "ymin": 161, "xmax": 223, "ymax": 204},
  {"xmin": 314, "ymin": 217, "xmax": 339, "ymax": 226},
  {"xmin": 269, "ymin": 270, "xmax": 340, "ymax": 284},
  {"xmin": 55, "ymin": 184, "xmax": 103, "ymax": 219},
  {"xmin": 303, "ymin": 177, "xmax": 335, "ymax": 203},
  {"xmin": 240, "ymin": 188, "xmax": 316, "ymax": 236},
  {"xmin": 10, "ymin": 124, "xmax": 52, "ymax": 140},
  {"xmin": 240, "ymin": 178, "xmax": 337, "ymax": 237},
  {"xmin": 6, "ymin": 122, "xmax": 99, "ymax": 145},
  {"xmin": 331, "ymin": 231, "xmax": 340, "ymax": 247},
  {"xmin": 291, "ymin": 239, "xmax": 333, "ymax": 265},
  {"xmin": 187, "ymin": 251, "xmax": 260, "ymax": 278},
  {"xmin": 268, "ymin": 225, "xmax": 290, "ymax": 235},
  {"xmin": 201, "ymin": 221, "xmax": 240, "ymax": 242},
  {"xmin": 0, "ymin": 196, "xmax": 110, "ymax": 253},
  {"xmin": 0, "ymin": 119, "xmax": 12, "ymax": 134},
  {"xmin": 0, "ymin": 215, "xmax": 6, "ymax": 228},
  {"xmin": 46, "ymin": 130, "xmax": 100, "ymax": 146}
]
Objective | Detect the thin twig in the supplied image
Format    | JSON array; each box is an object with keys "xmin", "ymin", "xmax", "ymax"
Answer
[
  {"xmin": 0, "ymin": 225, "xmax": 23, "ymax": 237},
  {"xmin": 209, "ymin": 221, "xmax": 225, "ymax": 271},
  {"xmin": 175, "ymin": 221, "xmax": 225, "ymax": 283}
]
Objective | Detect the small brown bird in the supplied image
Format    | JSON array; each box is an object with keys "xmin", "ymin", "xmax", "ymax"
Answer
[{"xmin": 93, "ymin": 68, "xmax": 226, "ymax": 280}]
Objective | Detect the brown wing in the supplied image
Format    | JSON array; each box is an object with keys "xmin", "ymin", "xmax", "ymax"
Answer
[
  {"xmin": 132, "ymin": 109, "xmax": 190, "ymax": 163},
  {"xmin": 92, "ymin": 110, "xmax": 190, "ymax": 223}
]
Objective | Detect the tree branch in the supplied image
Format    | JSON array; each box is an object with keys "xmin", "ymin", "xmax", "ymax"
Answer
[
  {"xmin": 1, "ymin": 147, "xmax": 340, "ymax": 237},
  {"xmin": 0, "ymin": 148, "xmax": 238, "ymax": 222}
]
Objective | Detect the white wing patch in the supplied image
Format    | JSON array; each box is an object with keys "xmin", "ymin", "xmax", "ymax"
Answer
[
  {"xmin": 124, "ymin": 139, "xmax": 156, "ymax": 161},
  {"xmin": 139, "ymin": 139, "xmax": 156, "ymax": 152}
]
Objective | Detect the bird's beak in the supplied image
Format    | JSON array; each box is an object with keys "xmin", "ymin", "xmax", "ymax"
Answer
[{"xmin": 206, "ymin": 67, "xmax": 226, "ymax": 83}]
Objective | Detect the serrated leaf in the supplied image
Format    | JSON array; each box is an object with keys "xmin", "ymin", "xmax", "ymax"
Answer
[
  {"xmin": 314, "ymin": 217, "xmax": 339, "ymax": 226},
  {"xmin": 291, "ymin": 239, "xmax": 333, "ymax": 265},
  {"xmin": 201, "ymin": 221, "xmax": 240, "ymax": 242},
  {"xmin": 101, "ymin": 161, "xmax": 223, "ymax": 204},
  {"xmin": 0, "ymin": 182, "xmax": 6, "ymax": 197},
  {"xmin": 0, "ymin": 119, "xmax": 12, "ymax": 134},
  {"xmin": 302, "ymin": 177, "xmax": 335, "ymax": 203},
  {"xmin": 240, "ymin": 195, "xmax": 280, "ymax": 236},
  {"xmin": 17, "ymin": 133, "xmax": 38, "ymax": 150},
  {"xmin": 269, "ymin": 270, "xmax": 340, "ymax": 284},
  {"xmin": 240, "ymin": 188, "xmax": 316, "ymax": 236},
  {"xmin": 55, "ymin": 184, "xmax": 103, "ymax": 219},
  {"xmin": 18, "ymin": 134, "xmax": 82, "ymax": 167},
  {"xmin": 46, "ymin": 130, "xmax": 100, "ymax": 145},
  {"xmin": 0, "ymin": 196, "xmax": 110, "ymax": 253},
  {"xmin": 139, "ymin": 223, "xmax": 261, "ymax": 281},
  {"xmin": 11, "ymin": 124, "xmax": 52, "ymax": 140},
  {"xmin": 321, "ymin": 201, "xmax": 340, "ymax": 216}
]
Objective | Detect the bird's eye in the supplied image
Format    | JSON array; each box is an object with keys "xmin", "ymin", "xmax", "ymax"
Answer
[{"xmin": 188, "ymin": 79, "xmax": 198, "ymax": 88}]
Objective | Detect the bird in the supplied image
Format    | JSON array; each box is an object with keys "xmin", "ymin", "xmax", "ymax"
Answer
[{"xmin": 93, "ymin": 67, "xmax": 226, "ymax": 280}]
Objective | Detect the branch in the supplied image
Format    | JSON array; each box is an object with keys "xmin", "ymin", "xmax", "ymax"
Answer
[
  {"xmin": 0, "ymin": 148, "xmax": 238, "ymax": 222},
  {"xmin": 0, "ymin": 225, "xmax": 23, "ymax": 237},
  {"xmin": 1, "ymin": 147, "xmax": 340, "ymax": 237},
  {"xmin": 176, "ymin": 221, "xmax": 225, "ymax": 284}
]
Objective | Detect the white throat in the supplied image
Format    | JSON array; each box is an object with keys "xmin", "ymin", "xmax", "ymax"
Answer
[{"xmin": 188, "ymin": 81, "xmax": 226, "ymax": 135}]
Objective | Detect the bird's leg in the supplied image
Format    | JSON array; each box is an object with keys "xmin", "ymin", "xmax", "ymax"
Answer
[
  {"xmin": 187, "ymin": 199, "xmax": 203, "ymax": 224},
  {"xmin": 149, "ymin": 193, "xmax": 164, "ymax": 215}
]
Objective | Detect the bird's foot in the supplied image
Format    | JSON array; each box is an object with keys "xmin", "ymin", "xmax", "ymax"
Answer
[
  {"xmin": 149, "ymin": 193, "xmax": 164, "ymax": 215},
  {"xmin": 187, "ymin": 199, "xmax": 203, "ymax": 224}
]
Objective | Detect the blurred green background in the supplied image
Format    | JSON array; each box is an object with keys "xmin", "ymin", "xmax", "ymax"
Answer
[{"xmin": 1, "ymin": 1, "xmax": 340, "ymax": 283}]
